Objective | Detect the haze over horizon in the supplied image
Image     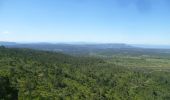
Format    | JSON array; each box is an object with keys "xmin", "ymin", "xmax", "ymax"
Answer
[{"xmin": 1, "ymin": 0, "xmax": 170, "ymax": 45}]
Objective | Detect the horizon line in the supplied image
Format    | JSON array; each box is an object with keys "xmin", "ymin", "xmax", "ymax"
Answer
[{"xmin": 1, "ymin": 41, "xmax": 170, "ymax": 46}]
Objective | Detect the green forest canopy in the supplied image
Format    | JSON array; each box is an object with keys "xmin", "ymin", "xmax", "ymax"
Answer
[{"xmin": 0, "ymin": 46, "xmax": 170, "ymax": 100}]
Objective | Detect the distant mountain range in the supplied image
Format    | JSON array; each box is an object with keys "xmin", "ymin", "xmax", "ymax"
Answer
[
  {"xmin": 1, "ymin": 41, "xmax": 170, "ymax": 49},
  {"xmin": 0, "ymin": 41, "xmax": 135, "ymax": 55},
  {"xmin": 0, "ymin": 41, "xmax": 134, "ymax": 49},
  {"xmin": 0, "ymin": 41, "xmax": 18, "ymax": 45},
  {"xmin": 1, "ymin": 41, "xmax": 170, "ymax": 56},
  {"xmin": 132, "ymin": 44, "xmax": 170, "ymax": 49}
]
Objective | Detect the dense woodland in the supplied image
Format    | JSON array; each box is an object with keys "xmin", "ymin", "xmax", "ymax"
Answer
[{"xmin": 0, "ymin": 46, "xmax": 170, "ymax": 100}]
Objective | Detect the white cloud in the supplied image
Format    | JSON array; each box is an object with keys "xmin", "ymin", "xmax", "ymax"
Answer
[{"xmin": 1, "ymin": 31, "xmax": 11, "ymax": 34}]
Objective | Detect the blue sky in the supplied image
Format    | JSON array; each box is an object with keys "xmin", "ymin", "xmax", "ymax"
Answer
[{"xmin": 0, "ymin": 0, "xmax": 170, "ymax": 44}]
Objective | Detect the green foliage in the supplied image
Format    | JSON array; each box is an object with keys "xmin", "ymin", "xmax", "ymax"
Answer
[
  {"xmin": 0, "ymin": 47, "xmax": 170, "ymax": 100},
  {"xmin": 0, "ymin": 76, "xmax": 18, "ymax": 100}
]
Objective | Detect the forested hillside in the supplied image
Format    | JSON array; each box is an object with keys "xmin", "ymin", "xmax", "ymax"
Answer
[{"xmin": 0, "ymin": 46, "xmax": 170, "ymax": 100}]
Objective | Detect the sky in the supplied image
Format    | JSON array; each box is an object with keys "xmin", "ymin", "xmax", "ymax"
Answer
[{"xmin": 0, "ymin": 0, "xmax": 170, "ymax": 44}]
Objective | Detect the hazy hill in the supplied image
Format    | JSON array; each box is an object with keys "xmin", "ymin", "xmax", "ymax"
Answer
[
  {"xmin": 0, "ymin": 42, "xmax": 134, "ymax": 54},
  {"xmin": 0, "ymin": 41, "xmax": 17, "ymax": 45},
  {"xmin": 1, "ymin": 42, "xmax": 170, "ymax": 57}
]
